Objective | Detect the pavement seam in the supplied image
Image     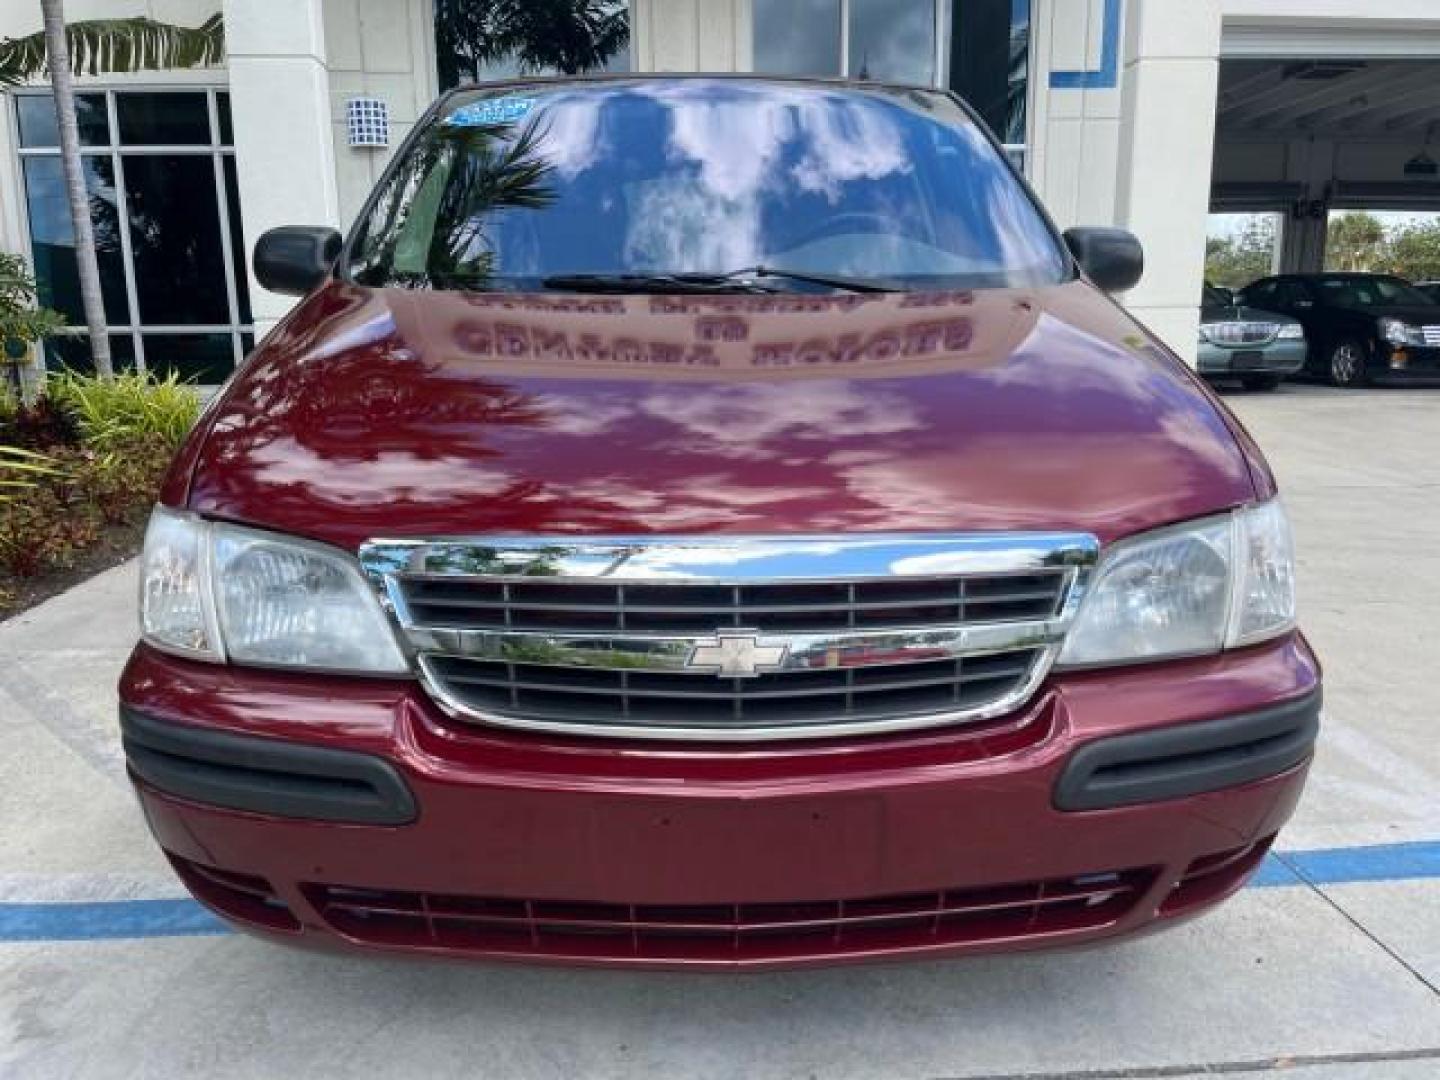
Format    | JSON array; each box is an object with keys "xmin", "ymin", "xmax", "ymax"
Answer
[
  {"xmin": 929, "ymin": 1046, "xmax": 1440, "ymax": 1079},
  {"xmin": 0, "ymin": 661, "xmax": 128, "ymax": 786},
  {"xmin": 1270, "ymin": 849, "xmax": 1440, "ymax": 999}
]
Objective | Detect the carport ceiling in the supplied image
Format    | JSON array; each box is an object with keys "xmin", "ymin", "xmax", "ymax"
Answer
[{"xmin": 1217, "ymin": 59, "xmax": 1440, "ymax": 138}]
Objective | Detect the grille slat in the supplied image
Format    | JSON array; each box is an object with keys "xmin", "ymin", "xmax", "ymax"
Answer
[
  {"xmin": 400, "ymin": 572, "xmax": 1067, "ymax": 635},
  {"xmin": 434, "ymin": 662, "xmax": 1033, "ymax": 701},
  {"xmin": 394, "ymin": 591, "xmax": 1059, "ymax": 615}
]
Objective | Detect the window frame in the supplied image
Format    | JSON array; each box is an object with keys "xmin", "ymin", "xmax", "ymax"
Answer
[
  {"xmin": 750, "ymin": 0, "xmax": 1031, "ymax": 171},
  {"xmin": 12, "ymin": 85, "xmax": 251, "ymax": 378}
]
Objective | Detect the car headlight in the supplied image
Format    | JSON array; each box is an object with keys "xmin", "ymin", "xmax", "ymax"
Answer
[
  {"xmin": 1197, "ymin": 325, "xmax": 1212, "ymax": 344},
  {"xmin": 1057, "ymin": 500, "xmax": 1295, "ymax": 668},
  {"xmin": 1276, "ymin": 323, "xmax": 1304, "ymax": 340},
  {"xmin": 1379, "ymin": 317, "xmax": 1425, "ymax": 347},
  {"xmin": 139, "ymin": 507, "xmax": 408, "ymax": 674}
]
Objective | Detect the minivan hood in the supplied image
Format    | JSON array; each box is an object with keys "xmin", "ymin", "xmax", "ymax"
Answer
[{"xmin": 186, "ymin": 281, "xmax": 1258, "ymax": 549}]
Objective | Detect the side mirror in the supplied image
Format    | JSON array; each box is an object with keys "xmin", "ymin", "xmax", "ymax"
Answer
[
  {"xmin": 1063, "ymin": 228, "xmax": 1144, "ymax": 294},
  {"xmin": 253, "ymin": 226, "xmax": 343, "ymax": 296}
]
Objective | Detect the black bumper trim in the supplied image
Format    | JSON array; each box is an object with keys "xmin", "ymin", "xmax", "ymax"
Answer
[
  {"xmin": 121, "ymin": 707, "xmax": 417, "ymax": 825},
  {"xmin": 1053, "ymin": 689, "xmax": 1321, "ymax": 811}
]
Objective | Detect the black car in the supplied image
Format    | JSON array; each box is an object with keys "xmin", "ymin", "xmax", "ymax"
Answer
[{"xmin": 1236, "ymin": 273, "xmax": 1440, "ymax": 387}]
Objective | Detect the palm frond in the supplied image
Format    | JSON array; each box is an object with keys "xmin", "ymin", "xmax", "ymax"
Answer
[
  {"xmin": 0, "ymin": 15, "xmax": 224, "ymax": 87},
  {"xmin": 0, "ymin": 446, "xmax": 66, "ymax": 502}
]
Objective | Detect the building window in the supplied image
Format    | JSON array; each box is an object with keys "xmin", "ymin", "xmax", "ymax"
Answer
[
  {"xmin": 15, "ymin": 88, "xmax": 250, "ymax": 383},
  {"xmin": 433, "ymin": 1, "xmax": 631, "ymax": 91},
  {"xmin": 948, "ymin": 0, "xmax": 1030, "ymax": 168},
  {"xmin": 752, "ymin": 0, "xmax": 1030, "ymax": 168}
]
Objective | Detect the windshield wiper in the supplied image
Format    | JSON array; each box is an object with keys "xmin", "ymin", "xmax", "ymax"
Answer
[
  {"xmin": 539, "ymin": 273, "xmax": 772, "ymax": 294},
  {"xmin": 540, "ymin": 266, "xmax": 902, "ymax": 295},
  {"xmin": 691, "ymin": 265, "xmax": 902, "ymax": 294}
]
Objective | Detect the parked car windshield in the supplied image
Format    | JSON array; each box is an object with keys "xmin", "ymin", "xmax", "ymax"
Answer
[
  {"xmin": 1202, "ymin": 284, "xmax": 1233, "ymax": 308},
  {"xmin": 347, "ymin": 79, "xmax": 1069, "ymax": 292},
  {"xmin": 1312, "ymin": 275, "xmax": 1434, "ymax": 309}
]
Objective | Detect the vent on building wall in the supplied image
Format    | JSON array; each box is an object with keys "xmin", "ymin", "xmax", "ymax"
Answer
[{"xmin": 347, "ymin": 97, "xmax": 389, "ymax": 148}]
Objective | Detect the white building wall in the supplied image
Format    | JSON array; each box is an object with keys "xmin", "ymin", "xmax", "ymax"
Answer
[
  {"xmin": 223, "ymin": 0, "xmax": 436, "ymax": 334},
  {"xmin": 1029, "ymin": 0, "xmax": 1125, "ymax": 231},
  {"xmin": 1112, "ymin": 0, "xmax": 1222, "ymax": 362},
  {"xmin": 223, "ymin": 0, "xmax": 338, "ymax": 332},
  {"xmin": 323, "ymin": 0, "xmax": 438, "ymax": 227},
  {"xmin": 632, "ymin": 0, "xmax": 752, "ymax": 72}
]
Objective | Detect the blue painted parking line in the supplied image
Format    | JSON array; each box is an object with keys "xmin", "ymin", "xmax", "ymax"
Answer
[
  {"xmin": 2, "ymin": 841, "xmax": 1437, "ymax": 943},
  {"xmin": 1253, "ymin": 840, "xmax": 1440, "ymax": 888},
  {"xmin": 0, "ymin": 899, "xmax": 228, "ymax": 942}
]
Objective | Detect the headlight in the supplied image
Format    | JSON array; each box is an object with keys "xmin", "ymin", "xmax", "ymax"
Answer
[
  {"xmin": 1276, "ymin": 323, "xmax": 1304, "ymax": 340},
  {"xmin": 1197, "ymin": 325, "xmax": 1212, "ymax": 344},
  {"xmin": 1057, "ymin": 500, "xmax": 1295, "ymax": 668},
  {"xmin": 139, "ymin": 509, "xmax": 221, "ymax": 660},
  {"xmin": 1379, "ymin": 317, "xmax": 1425, "ymax": 347},
  {"xmin": 139, "ymin": 507, "xmax": 408, "ymax": 674}
]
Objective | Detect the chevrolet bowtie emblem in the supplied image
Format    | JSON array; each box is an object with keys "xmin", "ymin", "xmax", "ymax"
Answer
[{"xmin": 685, "ymin": 632, "xmax": 790, "ymax": 678}]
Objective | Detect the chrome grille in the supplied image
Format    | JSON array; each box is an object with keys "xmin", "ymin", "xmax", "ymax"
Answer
[
  {"xmin": 360, "ymin": 534, "xmax": 1098, "ymax": 741},
  {"xmin": 1205, "ymin": 321, "xmax": 1278, "ymax": 346},
  {"xmin": 1423, "ymin": 325, "xmax": 1440, "ymax": 347}
]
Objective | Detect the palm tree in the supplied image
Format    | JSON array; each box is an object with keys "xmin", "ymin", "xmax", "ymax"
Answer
[
  {"xmin": 434, "ymin": 0, "xmax": 628, "ymax": 89},
  {"xmin": 0, "ymin": 10, "xmax": 224, "ymax": 380}
]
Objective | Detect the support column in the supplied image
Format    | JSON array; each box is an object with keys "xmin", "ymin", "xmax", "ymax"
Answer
[
  {"xmin": 224, "ymin": 0, "xmax": 340, "ymax": 338},
  {"xmin": 1113, "ymin": 0, "xmax": 1223, "ymax": 364}
]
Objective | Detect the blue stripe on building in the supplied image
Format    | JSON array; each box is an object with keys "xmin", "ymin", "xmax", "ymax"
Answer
[{"xmin": 1050, "ymin": 0, "xmax": 1122, "ymax": 90}]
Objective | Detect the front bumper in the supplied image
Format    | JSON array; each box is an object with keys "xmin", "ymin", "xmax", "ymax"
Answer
[
  {"xmin": 1381, "ymin": 344, "xmax": 1440, "ymax": 376},
  {"xmin": 119, "ymin": 635, "xmax": 1321, "ymax": 970},
  {"xmin": 1197, "ymin": 340, "xmax": 1307, "ymax": 376}
]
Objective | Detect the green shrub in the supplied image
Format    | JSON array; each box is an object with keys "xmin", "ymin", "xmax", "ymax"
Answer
[
  {"xmin": 48, "ymin": 369, "xmax": 201, "ymax": 451},
  {"xmin": 0, "ymin": 371, "xmax": 194, "ymax": 591},
  {"xmin": 0, "ymin": 393, "xmax": 82, "ymax": 449},
  {"xmin": 0, "ymin": 437, "xmax": 169, "ymax": 577}
]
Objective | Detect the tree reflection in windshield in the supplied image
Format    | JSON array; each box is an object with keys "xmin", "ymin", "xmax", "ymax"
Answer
[
  {"xmin": 354, "ymin": 120, "xmax": 556, "ymax": 291},
  {"xmin": 349, "ymin": 80, "xmax": 1069, "ymax": 293}
]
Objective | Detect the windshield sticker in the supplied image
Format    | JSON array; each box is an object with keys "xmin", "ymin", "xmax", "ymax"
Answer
[{"xmin": 444, "ymin": 97, "xmax": 536, "ymax": 127}]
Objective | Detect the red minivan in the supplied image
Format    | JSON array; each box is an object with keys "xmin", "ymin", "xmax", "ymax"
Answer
[{"xmin": 120, "ymin": 76, "xmax": 1320, "ymax": 970}]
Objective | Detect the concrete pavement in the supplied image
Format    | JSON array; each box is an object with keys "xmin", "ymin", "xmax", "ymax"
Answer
[{"xmin": 1, "ymin": 383, "xmax": 1437, "ymax": 1079}]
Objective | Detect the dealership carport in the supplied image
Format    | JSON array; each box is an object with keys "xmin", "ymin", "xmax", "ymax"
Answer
[
  {"xmin": 1213, "ymin": 45, "xmax": 1440, "ymax": 275},
  {"xmin": 1045, "ymin": 2, "xmax": 1440, "ymax": 365}
]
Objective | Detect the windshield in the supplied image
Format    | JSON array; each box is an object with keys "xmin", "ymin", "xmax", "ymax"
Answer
[
  {"xmin": 347, "ymin": 79, "xmax": 1069, "ymax": 293},
  {"xmin": 1314, "ymin": 275, "xmax": 1435, "ymax": 309}
]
